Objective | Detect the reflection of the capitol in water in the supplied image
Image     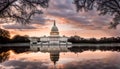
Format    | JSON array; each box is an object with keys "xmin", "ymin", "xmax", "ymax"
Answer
[{"xmin": 30, "ymin": 45, "xmax": 70, "ymax": 68}]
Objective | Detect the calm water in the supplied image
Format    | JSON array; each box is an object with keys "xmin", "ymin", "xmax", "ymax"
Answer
[{"xmin": 0, "ymin": 45, "xmax": 120, "ymax": 69}]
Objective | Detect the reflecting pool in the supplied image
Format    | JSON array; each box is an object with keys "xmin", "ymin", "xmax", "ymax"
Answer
[{"xmin": 0, "ymin": 45, "xmax": 120, "ymax": 69}]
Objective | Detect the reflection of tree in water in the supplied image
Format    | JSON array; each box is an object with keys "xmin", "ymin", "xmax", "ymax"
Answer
[
  {"xmin": 0, "ymin": 51, "xmax": 10, "ymax": 63},
  {"xmin": 0, "ymin": 47, "xmax": 29, "ymax": 53},
  {"xmin": 0, "ymin": 47, "xmax": 30, "ymax": 63},
  {"xmin": 68, "ymin": 46, "xmax": 120, "ymax": 53}
]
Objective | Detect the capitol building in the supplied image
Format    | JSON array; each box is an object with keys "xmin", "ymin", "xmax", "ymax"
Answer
[{"xmin": 30, "ymin": 20, "xmax": 72, "ymax": 45}]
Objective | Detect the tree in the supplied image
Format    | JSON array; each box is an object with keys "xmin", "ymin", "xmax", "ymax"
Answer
[
  {"xmin": 12, "ymin": 35, "xmax": 30, "ymax": 43},
  {"xmin": 0, "ymin": 51, "xmax": 10, "ymax": 62},
  {"xmin": 74, "ymin": 0, "xmax": 120, "ymax": 28},
  {"xmin": 0, "ymin": 0, "xmax": 49, "ymax": 24},
  {"xmin": 0, "ymin": 28, "xmax": 10, "ymax": 38},
  {"xmin": 0, "ymin": 28, "xmax": 10, "ymax": 43}
]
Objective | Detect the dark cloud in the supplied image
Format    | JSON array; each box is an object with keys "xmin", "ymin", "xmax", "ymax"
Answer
[
  {"xmin": 1, "ymin": 60, "xmax": 49, "ymax": 69},
  {"xmin": 46, "ymin": 0, "xmax": 113, "ymax": 30},
  {"xmin": 3, "ymin": 24, "xmax": 37, "ymax": 29},
  {"xmin": 31, "ymin": 15, "xmax": 48, "ymax": 25},
  {"xmin": 1, "ymin": 0, "xmax": 113, "ymax": 31},
  {"xmin": 49, "ymin": 0, "xmax": 73, "ymax": 10},
  {"xmin": 46, "ymin": 0, "xmax": 75, "ymax": 18}
]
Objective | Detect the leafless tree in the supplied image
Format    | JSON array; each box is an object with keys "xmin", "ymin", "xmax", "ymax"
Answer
[
  {"xmin": 0, "ymin": 28, "xmax": 10, "ymax": 38},
  {"xmin": 0, "ymin": 51, "xmax": 10, "ymax": 62},
  {"xmin": 74, "ymin": 0, "xmax": 120, "ymax": 28},
  {"xmin": 0, "ymin": 0, "xmax": 49, "ymax": 24}
]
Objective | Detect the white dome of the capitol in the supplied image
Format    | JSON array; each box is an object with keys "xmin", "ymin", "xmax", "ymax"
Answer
[
  {"xmin": 51, "ymin": 22, "xmax": 59, "ymax": 32},
  {"xmin": 50, "ymin": 20, "xmax": 59, "ymax": 36}
]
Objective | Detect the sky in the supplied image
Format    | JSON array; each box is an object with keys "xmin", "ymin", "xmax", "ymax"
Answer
[{"xmin": 1, "ymin": 0, "xmax": 120, "ymax": 38}]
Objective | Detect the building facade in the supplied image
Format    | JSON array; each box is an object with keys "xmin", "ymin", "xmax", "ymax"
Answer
[{"xmin": 30, "ymin": 20, "xmax": 72, "ymax": 45}]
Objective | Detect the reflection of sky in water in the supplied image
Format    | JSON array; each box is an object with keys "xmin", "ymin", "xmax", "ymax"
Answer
[{"xmin": 1, "ymin": 50, "xmax": 120, "ymax": 69}]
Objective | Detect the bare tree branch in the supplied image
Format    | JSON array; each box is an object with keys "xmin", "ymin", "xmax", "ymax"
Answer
[
  {"xmin": 74, "ymin": 0, "xmax": 120, "ymax": 28},
  {"xmin": 0, "ymin": 0, "xmax": 49, "ymax": 24}
]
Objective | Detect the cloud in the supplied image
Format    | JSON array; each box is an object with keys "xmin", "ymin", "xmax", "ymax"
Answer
[
  {"xmin": 43, "ymin": 0, "xmax": 120, "ymax": 37},
  {"xmin": 62, "ymin": 59, "xmax": 120, "ymax": 69},
  {"xmin": 1, "ymin": 60, "xmax": 49, "ymax": 69},
  {"xmin": 1, "ymin": 57, "xmax": 120, "ymax": 69},
  {"xmin": 45, "ymin": 0, "xmax": 113, "ymax": 30},
  {"xmin": 31, "ymin": 15, "xmax": 49, "ymax": 25},
  {"xmin": 3, "ymin": 24, "xmax": 37, "ymax": 29}
]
